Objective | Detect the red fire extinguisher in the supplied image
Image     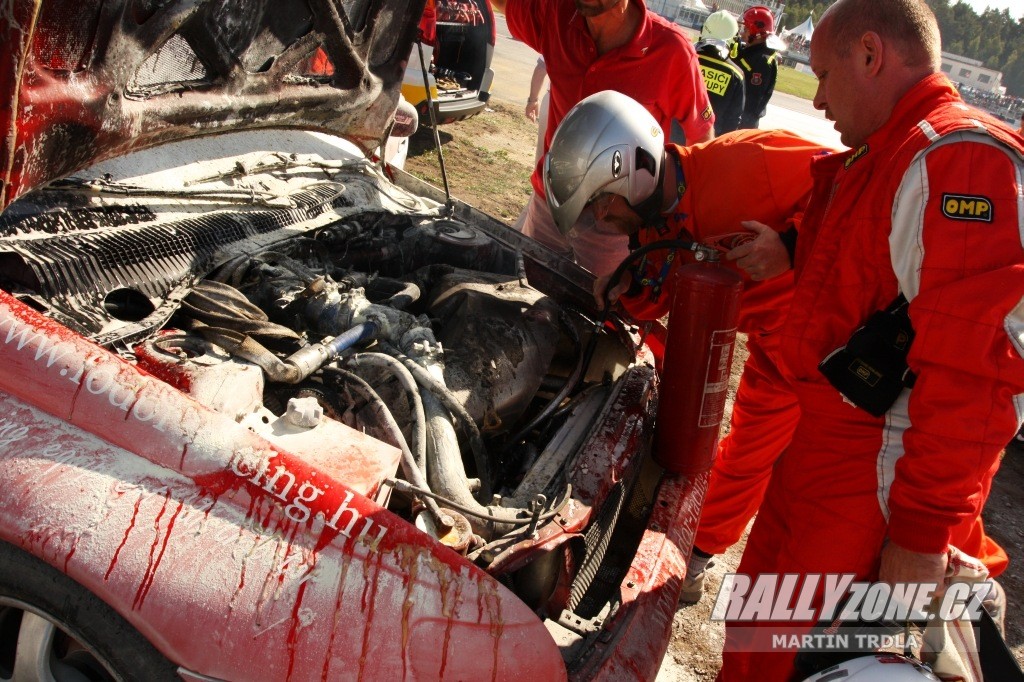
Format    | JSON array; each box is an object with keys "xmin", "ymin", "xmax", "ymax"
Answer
[{"xmin": 654, "ymin": 260, "xmax": 742, "ymax": 476}]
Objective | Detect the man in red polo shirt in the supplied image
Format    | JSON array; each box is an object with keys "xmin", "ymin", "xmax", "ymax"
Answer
[{"xmin": 491, "ymin": 0, "xmax": 715, "ymax": 277}]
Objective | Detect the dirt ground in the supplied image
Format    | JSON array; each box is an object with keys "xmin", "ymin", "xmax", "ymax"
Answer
[{"xmin": 403, "ymin": 102, "xmax": 1024, "ymax": 678}]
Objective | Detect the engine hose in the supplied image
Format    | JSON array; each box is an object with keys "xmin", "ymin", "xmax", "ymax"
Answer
[
  {"xmin": 252, "ymin": 251, "xmax": 322, "ymax": 285},
  {"xmin": 389, "ymin": 479, "xmax": 573, "ymax": 528},
  {"xmin": 551, "ymin": 383, "xmax": 608, "ymax": 420},
  {"xmin": 322, "ymin": 367, "xmax": 451, "ymax": 529},
  {"xmin": 577, "ymin": 238, "xmax": 710, "ymax": 390},
  {"xmin": 505, "ymin": 311, "xmax": 583, "ymax": 447},
  {"xmin": 365, "ymin": 277, "xmax": 422, "ymax": 310},
  {"xmin": 182, "ymin": 280, "xmax": 300, "ymax": 343},
  {"xmin": 210, "ymin": 254, "xmax": 252, "ymax": 287},
  {"xmin": 365, "ymin": 350, "xmax": 563, "ymax": 539},
  {"xmin": 345, "ymin": 353, "xmax": 428, "ymax": 473},
  {"xmin": 378, "ymin": 342, "xmax": 493, "ymax": 502},
  {"xmin": 419, "ymin": 389, "xmax": 480, "ymax": 526},
  {"xmin": 327, "ymin": 322, "xmax": 378, "ymax": 356}
]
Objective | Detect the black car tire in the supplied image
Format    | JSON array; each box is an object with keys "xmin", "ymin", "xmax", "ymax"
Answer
[{"xmin": 0, "ymin": 540, "xmax": 178, "ymax": 681}]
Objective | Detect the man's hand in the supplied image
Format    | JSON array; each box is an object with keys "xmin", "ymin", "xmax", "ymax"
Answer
[
  {"xmin": 724, "ymin": 221, "xmax": 791, "ymax": 281},
  {"xmin": 879, "ymin": 542, "xmax": 948, "ymax": 588},
  {"xmin": 525, "ymin": 100, "xmax": 540, "ymax": 122},
  {"xmin": 593, "ymin": 271, "xmax": 633, "ymax": 309}
]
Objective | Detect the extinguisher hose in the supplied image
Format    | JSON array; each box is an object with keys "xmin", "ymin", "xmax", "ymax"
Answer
[{"xmin": 577, "ymin": 239, "xmax": 706, "ymax": 389}]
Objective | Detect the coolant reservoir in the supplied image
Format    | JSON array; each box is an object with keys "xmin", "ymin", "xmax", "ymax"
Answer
[
  {"xmin": 136, "ymin": 332, "xmax": 401, "ymax": 498},
  {"xmin": 135, "ymin": 332, "xmax": 264, "ymax": 420}
]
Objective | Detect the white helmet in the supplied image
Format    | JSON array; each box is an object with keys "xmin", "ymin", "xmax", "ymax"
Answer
[
  {"xmin": 543, "ymin": 91, "xmax": 664, "ymax": 235},
  {"xmin": 701, "ymin": 10, "xmax": 739, "ymax": 42},
  {"xmin": 801, "ymin": 655, "xmax": 940, "ymax": 681}
]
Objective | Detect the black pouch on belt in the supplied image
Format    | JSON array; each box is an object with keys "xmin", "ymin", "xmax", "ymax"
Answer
[{"xmin": 818, "ymin": 294, "xmax": 917, "ymax": 417}]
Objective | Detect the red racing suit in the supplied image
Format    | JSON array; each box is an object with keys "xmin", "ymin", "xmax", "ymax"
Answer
[
  {"xmin": 720, "ymin": 74, "xmax": 1024, "ymax": 682},
  {"xmin": 617, "ymin": 129, "xmax": 829, "ymax": 556}
]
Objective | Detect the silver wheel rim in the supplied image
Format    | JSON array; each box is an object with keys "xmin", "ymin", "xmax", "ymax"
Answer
[{"xmin": 0, "ymin": 598, "xmax": 117, "ymax": 682}]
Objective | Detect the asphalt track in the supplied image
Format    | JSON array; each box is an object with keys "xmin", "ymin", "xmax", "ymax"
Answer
[{"xmin": 488, "ymin": 14, "xmax": 845, "ymax": 150}]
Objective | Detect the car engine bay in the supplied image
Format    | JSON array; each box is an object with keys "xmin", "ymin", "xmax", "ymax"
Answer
[{"xmin": 0, "ymin": 146, "xmax": 661, "ymax": 629}]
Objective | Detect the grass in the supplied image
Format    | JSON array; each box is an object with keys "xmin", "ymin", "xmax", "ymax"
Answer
[
  {"xmin": 404, "ymin": 102, "xmax": 537, "ymax": 222},
  {"xmin": 775, "ymin": 65, "xmax": 819, "ymax": 100}
]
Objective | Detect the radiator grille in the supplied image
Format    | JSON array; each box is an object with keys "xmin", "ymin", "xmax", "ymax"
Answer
[{"xmin": 1, "ymin": 185, "xmax": 348, "ymax": 338}]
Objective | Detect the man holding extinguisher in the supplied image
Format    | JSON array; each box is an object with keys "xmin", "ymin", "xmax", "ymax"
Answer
[{"xmin": 543, "ymin": 91, "xmax": 833, "ymax": 598}]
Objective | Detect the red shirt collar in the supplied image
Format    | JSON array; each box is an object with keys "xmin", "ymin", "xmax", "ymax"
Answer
[{"xmin": 568, "ymin": 0, "xmax": 655, "ymax": 58}]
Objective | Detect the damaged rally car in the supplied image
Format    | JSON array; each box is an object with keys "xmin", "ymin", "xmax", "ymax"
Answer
[{"xmin": 0, "ymin": 0, "xmax": 719, "ymax": 679}]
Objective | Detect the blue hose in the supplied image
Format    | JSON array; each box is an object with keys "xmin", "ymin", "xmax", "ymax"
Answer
[{"xmin": 328, "ymin": 321, "xmax": 379, "ymax": 357}]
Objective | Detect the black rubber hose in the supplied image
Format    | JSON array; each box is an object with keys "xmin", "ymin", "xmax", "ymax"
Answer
[
  {"xmin": 345, "ymin": 353, "xmax": 429, "ymax": 473},
  {"xmin": 577, "ymin": 238, "xmax": 705, "ymax": 390},
  {"xmin": 379, "ymin": 342, "xmax": 493, "ymax": 502},
  {"xmin": 322, "ymin": 367, "xmax": 450, "ymax": 527},
  {"xmin": 505, "ymin": 311, "xmax": 583, "ymax": 446},
  {"xmin": 365, "ymin": 277, "xmax": 422, "ymax": 310}
]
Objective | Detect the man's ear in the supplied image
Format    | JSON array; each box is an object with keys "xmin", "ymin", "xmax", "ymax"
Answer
[{"xmin": 860, "ymin": 31, "xmax": 884, "ymax": 76}]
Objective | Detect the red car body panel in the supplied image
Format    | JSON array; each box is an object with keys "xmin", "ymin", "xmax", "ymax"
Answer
[
  {"xmin": 0, "ymin": 292, "xmax": 568, "ymax": 680},
  {"xmin": 0, "ymin": 0, "xmax": 410, "ymax": 210}
]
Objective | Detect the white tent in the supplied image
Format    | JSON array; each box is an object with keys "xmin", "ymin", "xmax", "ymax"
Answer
[{"xmin": 783, "ymin": 14, "xmax": 814, "ymax": 41}]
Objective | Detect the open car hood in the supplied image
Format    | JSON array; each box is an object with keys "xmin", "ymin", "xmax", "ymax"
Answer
[{"xmin": 0, "ymin": 0, "xmax": 423, "ymax": 211}]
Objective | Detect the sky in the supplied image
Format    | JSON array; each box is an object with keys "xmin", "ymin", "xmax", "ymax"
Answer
[{"xmin": 960, "ymin": 0, "xmax": 1023, "ymax": 18}]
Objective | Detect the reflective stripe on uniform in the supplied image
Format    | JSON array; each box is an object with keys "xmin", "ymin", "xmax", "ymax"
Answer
[
  {"xmin": 701, "ymin": 54, "xmax": 744, "ymax": 79},
  {"xmin": 877, "ymin": 389, "xmax": 911, "ymax": 521},
  {"xmin": 890, "ymin": 129, "xmax": 1021, "ymax": 302}
]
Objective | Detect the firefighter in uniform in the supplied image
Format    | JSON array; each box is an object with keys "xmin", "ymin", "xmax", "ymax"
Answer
[
  {"xmin": 543, "ymin": 94, "xmax": 836, "ymax": 606},
  {"xmin": 736, "ymin": 5, "xmax": 779, "ymax": 129},
  {"xmin": 696, "ymin": 11, "xmax": 745, "ymax": 136}
]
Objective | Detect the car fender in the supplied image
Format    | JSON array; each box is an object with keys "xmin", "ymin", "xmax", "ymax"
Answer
[{"xmin": 0, "ymin": 292, "xmax": 567, "ymax": 681}]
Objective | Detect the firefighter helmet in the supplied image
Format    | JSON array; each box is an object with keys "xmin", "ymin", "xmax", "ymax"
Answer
[
  {"xmin": 741, "ymin": 5, "xmax": 775, "ymax": 42},
  {"xmin": 543, "ymin": 91, "xmax": 663, "ymax": 235},
  {"xmin": 700, "ymin": 10, "xmax": 739, "ymax": 42}
]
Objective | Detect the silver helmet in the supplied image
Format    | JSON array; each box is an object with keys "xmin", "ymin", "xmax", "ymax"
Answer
[{"xmin": 543, "ymin": 91, "xmax": 664, "ymax": 235}]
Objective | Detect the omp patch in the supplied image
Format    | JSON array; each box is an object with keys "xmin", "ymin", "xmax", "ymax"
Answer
[
  {"xmin": 844, "ymin": 144, "xmax": 869, "ymax": 169},
  {"xmin": 751, "ymin": 72, "xmax": 763, "ymax": 86},
  {"xmin": 701, "ymin": 104, "xmax": 714, "ymax": 121},
  {"xmin": 941, "ymin": 194, "xmax": 993, "ymax": 222}
]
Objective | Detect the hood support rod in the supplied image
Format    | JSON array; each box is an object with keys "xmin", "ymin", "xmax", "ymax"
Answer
[{"xmin": 415, "ymin": 40, "xmax": 455, "ymax": 216}]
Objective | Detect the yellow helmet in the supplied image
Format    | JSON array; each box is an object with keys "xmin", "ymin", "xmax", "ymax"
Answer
[{"xmin": 701, "ymin": 10, "xmax": 739, "ymax": 42}]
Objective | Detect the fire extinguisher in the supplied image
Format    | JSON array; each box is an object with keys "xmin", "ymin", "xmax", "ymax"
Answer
[{"xmin": 654, "ymin": 260, "xmax": 742, "ymax": 476}]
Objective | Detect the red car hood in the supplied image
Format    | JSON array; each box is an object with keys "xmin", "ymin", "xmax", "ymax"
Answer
[{"xmin": 0, "ymin": 0, "xmax": 422, "ymax": 211}]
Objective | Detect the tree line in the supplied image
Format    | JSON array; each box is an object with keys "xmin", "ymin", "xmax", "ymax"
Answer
[{"xmin": 779, "ymin": 0, "xmax": 1024, "ymax": 97}]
